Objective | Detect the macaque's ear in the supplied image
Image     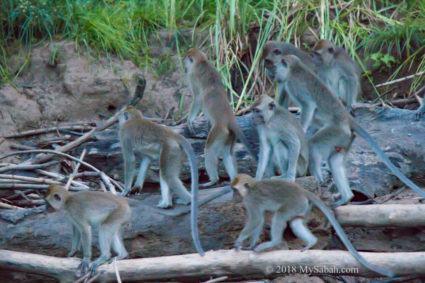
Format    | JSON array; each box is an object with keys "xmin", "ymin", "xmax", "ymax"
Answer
[
  {"xmin": 281, "ymin": 58, "xmax": 288, "ymax": 67},
  {"xmin": 53, "ymin": 193, "xmax": 62, "ymax": 202},
  {"xmin": 244, "ymin": 182, "xmax": 251, "ymax": 189},
  {"xmin": 188, "ymin": 56, "xmax": 193, "ymax": 63},
  {"xmin": 268, "ymin": 101, "xmax": 275, "ymax": 111}
]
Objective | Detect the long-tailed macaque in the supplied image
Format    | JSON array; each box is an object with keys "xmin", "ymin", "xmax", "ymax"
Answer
[
  {"xmin": 44, "ymin": 184, "xmax": 131, "ymax": 275},
  {"xmin": 268, "ymin": 55, "xmax": 425, "ymax": 206},
  {"xmin": 183, "ymin": 48, "xmax": 257, "ymax": 187},
  {"xmin": 416, "ymin": 96, "xmax": 425, "ymax": 120},
  {"xmin": 312, "ymin": 40, "xmax": 361, "ymax": 111},
  {"xmin": 231, "ymin": 174, "xmax": 394, "ymax": 278},
  {"xmin": 118, "ymin": 106, "xmax": 204, "ymax": 255},
  {"xmin": 251, "ymin": 95, "xmax": 308, "ymax": 181},
  {"xmin": 262, "ymin": 41, "xmax": 316, "ymax": 108}
]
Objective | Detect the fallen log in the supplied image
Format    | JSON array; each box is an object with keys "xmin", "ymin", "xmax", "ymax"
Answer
[
  {"xmin": 1, "ymin": 249, "xmax": 425, "ymax": 282},
  {"xmin": 78, "ymin": 105, "xmax": 425, "ymax": 200},
  {"xmin": 1, "ymin": 181, "xmax": 425, "ymax": 260},
  {"xmin": 335, "ymin": 204, "xmax": 425, "ymax": 227}
]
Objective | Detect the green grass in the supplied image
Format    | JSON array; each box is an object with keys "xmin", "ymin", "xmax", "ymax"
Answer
[{"xmin": 1, "ymin": 0, "xmax": 424, "ymax": 109}]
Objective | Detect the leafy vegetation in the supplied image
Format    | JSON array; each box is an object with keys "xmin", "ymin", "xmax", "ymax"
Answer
[{"xmin": 1, "ymin": 0, "xmax": 424, "ymax": 109}]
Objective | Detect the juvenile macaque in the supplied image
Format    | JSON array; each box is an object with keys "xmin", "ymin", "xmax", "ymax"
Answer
[
  {"xmin": 269, "ymin": 55, "xmax": 425, "ymax": 206},
  {"xmin": 184, "ymin": 48, "xmax": 257, "ymax": 187},
  {"xmin": 118, "ymin": 106, "xmax": 204, "ymax": 255},
  {"xmin": 231, "ymin": 174, "xmax": 394, "ymax": 278},
  {"xmin": 262, "ymin": 41, "xmax": 316, "ymax": 108},
  {"xmin": 251, "ymin": 95, "xmax": 308, "ymax": 181},
  {"xmin": 44, "ymin": 184, "xmax": 131, "ymax": 275},
  {"xmin": 312, "ymin": 40, "xmax": 361, "ymax": 111}
]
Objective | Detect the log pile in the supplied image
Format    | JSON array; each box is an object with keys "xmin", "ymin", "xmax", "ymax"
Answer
[{"xmin": 1, "ymin": 78, "xmax": 425, "ymax": 281}]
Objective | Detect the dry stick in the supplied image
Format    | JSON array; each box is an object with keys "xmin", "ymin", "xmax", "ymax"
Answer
[
  {"xmin": 0, "ymin": 184, "xmax": 85, "ymax": 190},
  {"xmin": 4, "ymin": 125, "xmax": 93, "ymax": 139},
  {"xmin": 0, "ymin": 174, "xmax": 61, "ymax": 185},
  {"xmin": 376, "ymin": 187, "xmax": 407, "ymax": 204},
  {"xmin": 0, "ymin": 160, "xmax": 58, "ymax": 173},
  {"xmin": 413, "ymin": 85, "xmax": 425, "ymax": 103},
  {"xmin": 0, "ymin": 179, "xmax": 25, "ymax": 183},
  {"xmin": 73, "ymin": 272, "xmax": 90, "ymax": 283},
  {"xmin": 75, "ymin": 172, "xmax": 113, "ymax": 188},
  {"xmin": 14, "ymin": 190, "xmax": 30, "ymax": 201},
  {"xmin": 0, "ymin": 184, "xmax": 51, "ymax": 189},
  {"xmin": 73, "ymin": 271, "xmax": 104, "ymax": 283},
  {"xmin": 9, "ymin": 143, "xmax": 38, "ymax": 150},
  {"xmin": 74, "ymin": 172, "xmax": 100, "ymax": 177},
  {"xmin": 0, "ymin": 201, "xmax": 24, "ymax": 210},
  {"xmin": 27, "ymin": 76, "xmax": 146, "ymax": 165},
  {"xmin": 0, "ymin": 197, "xmax": 12, "ymax": 204},
  {"xmin": 376, "ymin": 85, "xmax": 425, "ymax": 107},
  {"xmin": 100, "ymin": 172, "xmax": 117, "ymax": 194},
  {"xmin": 64, "ymin": 148, "xmax": 87, "ymax": 191},
  {"xmin": 4, "ymin": 190, "xmax": 32, "ymax": 200},
  {"xmin": 386, "ymin": 96, "xmax": 418, "ymax": 107},
  {"xmin": 376, "ymin": 71, "xmax": 425, "ymax": 88},
  {"xmin": 35, "ymin": 170, "xmax": 89, "ymax": 189},
  {"xmin": 40, "ymin": 135, "xmax": 72, "ymax": 145},
  {"xmin": 99, "ymin": 180, "xmax": 107, "ymax": 192},
  {"xmin": 85, "ymin": 271, "xmax": 103, "ymax": 283},
  {"xmin": 15, "ymin": 199, "xmax": 45, "ymax": 206},
  {"xmin": 113, "ymin": 258, "xmax": 122, "ymax": 283},
  {"xmin": 203, "ymin": 276, "xmax": 229, "ymax": 283},
  {"xmin": 0, "ymin": 150, "xmax": 123, "ymax": 191}
]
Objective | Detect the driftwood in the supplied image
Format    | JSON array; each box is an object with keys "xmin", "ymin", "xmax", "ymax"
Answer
[
  {"xmin": 1, "ymin": 180, "xmax": 425, "ymax": 281},
  {"xmin": 0, "ymin": 160, "xmax": 58, "ymax": 173},
  {"xmin": 335, "ymin": 204, "xmax": 425, "ymax": 227},
  {"xmin": 64, "ymin": 148, "xmax": 86, "ymax": 190},
  {"xmin": 0, "ymin": 202, "xmax": 23, "ymax": 210},
  {"xmin": 375, "ymin": 71, "xmax": 425, "ymax": 87},
  {"xmin": 76, "ymin": 105, "xmax": 425, "ymax": 200},
  {"xmin": 4, "ymin": 125, "xmax": 94, "ymax": 139},
  {"xmin": 0, "ymin": 149, "xmax": 123, "ymax": 192},
  {"xmin": 1, "ymin": 249, "xmax": 425, "ymax": 282},
  {"xmin": 0, "ymin": 184, "xmax": 84, "ymax": 190}
]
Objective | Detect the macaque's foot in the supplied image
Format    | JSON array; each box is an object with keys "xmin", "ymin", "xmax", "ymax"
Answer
[
  {"xmin": 300, "ymin": 238, "xmax": 317, "ymax": 251},
  {"xmin": 157, "ymin": 199, "xmax": 173, "ymax": 208},
  {"xmin": 233, "ymin": 242, "xmax": 242, "ymax": 250},
  {"xmin": 254, "ymin": 241, "xmax": 281, "ymax": 252},
  {"xmin": 240, "ymin": 245, "xmax": 254, "ymax": 251},
  {"xmin": 89, "ymin": 256, "xmax": 109, "ymax": 276},
  {"xmin": 332, "ymin": 193, "xmax": 352, "ymax": 208},
  {"xmin": 78, "ymin": 258, "xmax": 90, "ymax": 275},
  {"xmin": 280, "ymin": 174, "xmax": 296, "ymax": 182},
  {"xmin": 415, "ymin": 110, "xmax": 425, "ymax": 121}
]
